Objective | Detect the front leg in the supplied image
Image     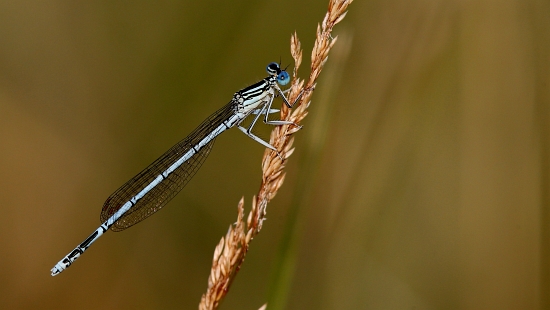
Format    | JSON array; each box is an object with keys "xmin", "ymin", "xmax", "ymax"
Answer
[
  {"xmin": 263, "ymin": 87, "xmax": 302, "ymax": 128},
  {"xmin": 275, "ymin": 84, "xmax": 305, "ymax": 109}
]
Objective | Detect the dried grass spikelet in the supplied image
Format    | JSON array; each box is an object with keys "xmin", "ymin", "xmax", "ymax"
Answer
[{"xmin": 199, "ymin": 0, "xmax": 353, "ymax": 309}]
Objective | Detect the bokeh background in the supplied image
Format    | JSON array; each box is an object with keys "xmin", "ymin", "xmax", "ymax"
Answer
[{"xmin": 0, "ymin": 0, "xmax": 548, "ymax": 309}]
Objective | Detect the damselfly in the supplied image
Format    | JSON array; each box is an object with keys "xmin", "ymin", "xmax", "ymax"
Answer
[{"xmin": 51, "ymin": 62, "xmax": 301, "ymax": 276}]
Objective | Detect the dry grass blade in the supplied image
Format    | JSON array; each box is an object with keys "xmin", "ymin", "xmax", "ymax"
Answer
[{"xmin": 199, "ymin": 0, "xmax": 353, "ymax": 309}]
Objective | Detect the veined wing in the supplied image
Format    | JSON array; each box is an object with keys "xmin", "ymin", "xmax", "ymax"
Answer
[{"xmin": 100, "ymin": 100, "xmax": 237, "ymax": 231}]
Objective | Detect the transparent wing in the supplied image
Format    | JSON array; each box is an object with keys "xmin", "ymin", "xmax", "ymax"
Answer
[{"xmin": 100, "ymin": 100, "xmax": 237, "ymax": 231}]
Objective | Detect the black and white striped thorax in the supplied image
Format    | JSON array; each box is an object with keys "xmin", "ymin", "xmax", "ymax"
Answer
[{"xmin": 233, "ymin": 76, "xmax": 278, "ymax": 114}]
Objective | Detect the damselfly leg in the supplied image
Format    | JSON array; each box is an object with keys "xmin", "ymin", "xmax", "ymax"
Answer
[{"xmin": 238, "ymin": 87, "xmax": 304, "ymax": 160}]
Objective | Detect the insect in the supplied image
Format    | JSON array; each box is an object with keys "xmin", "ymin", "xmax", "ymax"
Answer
[{"xmin": 51, "ymin": 62, "xmax": 302, "ymax": 276}]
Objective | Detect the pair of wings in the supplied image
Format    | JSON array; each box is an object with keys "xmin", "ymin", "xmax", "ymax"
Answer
[{"xmin": 100, "ymin": 100, "xmax": 237, "ymax": 231}]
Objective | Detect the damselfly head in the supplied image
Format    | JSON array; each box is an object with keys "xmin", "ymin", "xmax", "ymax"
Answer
[{"xmin": 267, "ymin": 62, "xmax": 290, "ymax": 86}]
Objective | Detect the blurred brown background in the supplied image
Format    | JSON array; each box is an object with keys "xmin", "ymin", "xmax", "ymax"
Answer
[{"xmin": 0, "ymin": 0, "xmax": 548, "ymax": 309}]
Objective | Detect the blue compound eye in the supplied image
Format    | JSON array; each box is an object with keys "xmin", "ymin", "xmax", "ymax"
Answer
[
  {"xmin": 266, "ymin": 62, "xmax": 280, "ymax": 75},
  {"xmin": 277, "ymin": 71, "xmax": 290, "ymax": 86}
]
